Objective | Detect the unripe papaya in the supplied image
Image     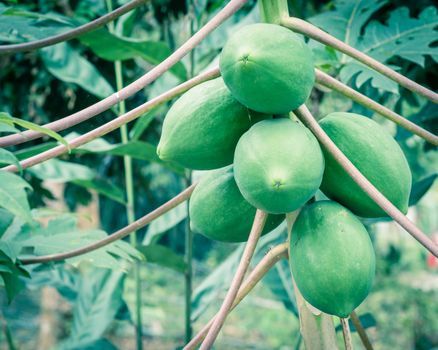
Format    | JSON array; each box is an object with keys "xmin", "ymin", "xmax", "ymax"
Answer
[
  {"xmin": 320, "ymin": 112, "xmax": 412, "ymax": 218},
  {"xmin": 233, "ymin": 119, "xmax": 324, "ymax": 214},
  {"xmin": 189, "ymin": 166, "xmax": 284, "ymax": 242},
  {"xmin": 290, "ymin": 201, "xmax": 375, "ymax": 318},
  {"xmin": 157, "ymin": 77, "xmax": 256, "ymax": 170},
  {"xmin": 219, "ymin": 23, "xmax": 315, "ymax": 114}
]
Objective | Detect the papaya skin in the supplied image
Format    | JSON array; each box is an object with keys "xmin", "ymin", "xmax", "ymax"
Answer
[
  {"xmin": 157, "ymin": 77, "xmax": 258, "ymax": 170},
  {"xmin": 290, "ymin": 200, "xmax": 376, "ymax": 318},
  {"xmin": 233, "ymin": 119, "xmax": 325, "ymax": 214},
  {"xmin": 320, "ymin": 112, "xmax": 412, "ymax": 218},
  {"xmin": 219, "ymin": 23, "xmax": 315, "ymax": 114},
  {"xmin": 189, "ymin": 166, "xmax": 284, "ymax": 242}
]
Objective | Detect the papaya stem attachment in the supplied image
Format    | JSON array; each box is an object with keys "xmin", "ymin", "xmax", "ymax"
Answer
[
  {"xmin": 340, "ymin": 317, "xmax": 353, "ymax": 350},
  {"xmin": 184, "ymin": 242, "xmax": 288, "ymax": 350},
  {"xmin": 0, "ymin": 0, "xmax": 248, "ymax": 148},
  {"xmin": 199, "ymin": 210, "xmax": 268, "ymax": 350},
  {"xmin": 294, "ymin": 105, "xmax": 438, "ymax": 258},
  {"xmin": 2, "ymin": 67, "xmax": 220, "ymax": 173},
  {"xmin": 350, "ymin": 311, "xmax": 374, "ymax": 350},
  {"xmin": 314, "ymin": 69, "xmax": 438, "ymax": 146},
  {"xmin": 259, "ymin": 0, "xmax": 289, "ymax": 24},
  {"xmin": 20, "ymin": 184, "xmax": 196, "ymax": 264},
  {"xmin": 281, "ymin": 17, "xmax": 438, "ymax": 104}
]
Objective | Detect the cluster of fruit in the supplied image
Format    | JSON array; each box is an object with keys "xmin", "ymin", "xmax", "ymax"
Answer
[{"xmin": 157, "ymin": 24, "xmax": 412, "ymax": 318}]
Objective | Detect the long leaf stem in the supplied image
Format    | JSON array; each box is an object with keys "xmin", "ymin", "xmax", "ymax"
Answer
[
  {"xmin": 199, "ymin": 210, "xmax": 268, "ymax": 350},
  {"xmin": 294, "ymin": 105, "xmax": 438, "ymax": 257},
  {"xmin": 0, "ymin": 0, "xmax": 248, "ymax": 148},
  {"xmin": 0, "ymin": 0, "xmax": 145, "ymax": 55},
  {"xmin": 2, "ymin": 68, "xmax": 220, "ymax": 172},
  {"xmin": 281, "ymin": 17, "xmax": 438, "ymax": 104}
]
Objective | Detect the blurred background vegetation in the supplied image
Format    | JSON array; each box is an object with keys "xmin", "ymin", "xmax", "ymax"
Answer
[{"xmin": 0, "ymin": 0, "xmax": 437, "ymax": 349}]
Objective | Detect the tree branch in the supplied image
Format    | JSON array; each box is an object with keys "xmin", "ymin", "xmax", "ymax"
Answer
[
  {"xmin": 294, "ymin": 105, "xmax": 438, "ymax": 257},
  {"xmin": 350, "ymin": 311, "xmax": 374, "ymax": 350},
  {"xmin": 0, "ymin": 0, "xmax": 146, "ymax": 55},
  {"xmin": 281, "ymin": 17, "xmax": 438, "ymax": 104},
  {"xmin": 340, "ymin": 317, "xmax": 353, "ymax": 350},
  {"xmin": 184, "ymin": 242, "xmax": 288, "ymax": 350},
  {"xmin": 199, "ymin": 210, "xmax": 268, "ymax": 350},
  {"xmin": 0, "ymin": 0, "xmax": 248, "ymax": 148},
  {"xmin": 20, "ymin": 184, "xmax": 196, "ymax": 264},
  {"xmin": 314, "ymin": 69, "xmax": 438, "ymax": 146},
  {"xmin": 2, "ymin": 67, "xmax": 220, "ymax": 172}
]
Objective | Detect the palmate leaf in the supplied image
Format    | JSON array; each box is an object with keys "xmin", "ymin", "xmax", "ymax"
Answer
[
  {"xmin": 0, "ymin": 148, "xmax": 22, "ymax": 173},
  {"xmin": 79, "ymin": 29, "xmax": 187, "ymax": 80},
  {"xmin": 41, "ymin": 42, "xmax": 114, "ymax": 100},
  {"xmin": 19, "ymin": 215, "xmax": 143, "ymax": 269},
  {"xmin": 0, "ymin": 251, "xmax": 30, "ymax": 303},
  {"xmin": 309, "ymin": 1, "xmax": 438, "ymax": 93}
]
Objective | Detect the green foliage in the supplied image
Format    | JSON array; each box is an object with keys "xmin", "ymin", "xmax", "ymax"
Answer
[
  {"xmin": 41, "ymin": 42, "xmax": 114, "ymax": 99},
  {"xmin": 137, "ymin": 244, "xmax": 187, "ymax": 273},
  {"xmin": 0, "ymin": 171, "xmax": 33, "ymax": 224},
  {"xmin": 79, "ymin": 29, "xmax": 187, "ymax": 80},
  {"xmin": 310, "ymin": 0, "xmax": 438, "ymax": 93}
]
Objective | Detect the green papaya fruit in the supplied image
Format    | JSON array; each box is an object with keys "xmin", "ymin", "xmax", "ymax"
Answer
[
  {"xmin": 233, "ymin": 119, "xmax": 325, "ymax": 214},
  {"xmin": 157, "ymin": 77, "xmax": 256, "ymax": 170},
  {"xmin": 290, "ymin": 200, "xmax": 375, "ymax": 318},
  {"xmin": 189, "ymin": 166, "xmax": 284, "ymax": 242},
  {"xmin": 320, "ymin": 112, "xmax": 412, "ymax": 218},
  {"xmin": 219, "ymin": 23, "xmax": 315, "ymax": 114}
]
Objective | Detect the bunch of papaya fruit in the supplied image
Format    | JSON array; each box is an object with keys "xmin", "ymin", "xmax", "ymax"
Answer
[{"xmin": 157, "ymin": 24, "xmax": 412, "ymax": 318}]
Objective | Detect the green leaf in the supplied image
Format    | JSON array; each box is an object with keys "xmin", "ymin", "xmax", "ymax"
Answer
[
  {"xmin": 0, "ymin": 112, "xmax": 68, "ymax": 147},
  {"xmin": 191, "ymin": 222, "xmax": 287, "ymax": 321},
  {"xmin": 409, "ymin": 174, "xmax": 437, "ymax": 206},
  {"xmin": 27, "ymin": 159, "xmax": 95, "ymax": 183},
  {"xmin": 143, "ymin": 201, "xmax": 187, "ymax": 245},
  {"xmin": 73, "ymin": 178, "xmax": 126, "ymax": 205},
  {"xmin": 79, "ymin": 29, "xmax": 187, "ymax": 80},
  {"xmin": 0, "ymin": 171, "xmax": 33, "ymax": 223},
  {"xmin": 20, "ymin": 215, "xmax": 143, "ymax": 269},
  {"xmin": 0, "ymin": 123, "xmax": 20, "ymax": 134},
  {"xmin": 14, "ymin": 142, "xmax": 58, "ymax": 160},
  {"xmin": 309, "ymin": 0, "xmax": 388, "ymax": 49},
  {"xmin": 137, "ymin": 244, "xmax": 187, "ymax": 273},
  {"xmin": 0, "ymin": 6, "xmax": 74, "ymax": 43},
  {"xmin": 130, "ymin": 104, "xmax": 167, "ymax": 140},
  {"xmin": 0, "ymin": 148, "xmax": 22, "ymax": 173},
  {"xmin": 41, "ymin": 42, "xmax": 114, "ymax": 99},
  {"xmin": 60, "ymin": 269, "xmax": 125, "ymax": 348},
  {"xmin": 0, "ymin": 251, "xmax": 30, "ymax": 303}
]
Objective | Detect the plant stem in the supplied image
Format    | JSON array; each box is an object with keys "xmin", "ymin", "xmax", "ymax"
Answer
[
  {"xmin": 350, "ymin": 311, "xmax": 374, "ymax": 350},
  {"xmin": 294, "ymin": 105, "xmax": 438, "ymax": 257},
  {"xmin": 281, "ymin": 17, "xmax": 438, "ymax": 104},
  {"xmin": 259, "ymin": 0, "xmax": 289, "ymax": 23},
  {"xmin": 0, "ymin": 0, "xmax": 248, "ymax": 148},
  {"xmin": 199, "ymin": 210, "xmax": 268, "ymax": 350},
  {"xmin": 184, "ymin": 242, "xmax": 288, "ymax": 350},
  {"xmin": 0, "ymin": 0, "xmax": 145, "ymax": 55},
  {"xmin": 106, "ymin": 2, "xmax": 143, "ymax": 347},
  {"xmin": 314, "ymin": 69, "xmax": 438, "ymax": 146},
  {"xmin": 340, "ymin": 317, "xmax": 353, "ymax": 350},
  {"xmin": 3, "ymin": 67, "xmax": 220, "ymax": 173},
  {"xmin": 286, "ymin": 213, "xmax": 339, "ymax": 350},
  {"xmin": 184, "ymin": 0, "xmax": 196, "ymax": 342}
]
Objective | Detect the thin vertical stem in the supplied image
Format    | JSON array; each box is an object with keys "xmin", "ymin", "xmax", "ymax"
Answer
[
  {"xmin": 340, "ymin": 317, "xmax": 353, "ymax": 350},
  {"xmin": 106, "ymin": 1, "xmax": 142, "ymax": 349},
  {"xmin": 199, "ymin": 210, "xmax": 268, "ymax": 350},
  {"xmin": 184, "ymin": 0, "xmax": 196, "ymax": 342},
  {"xmin": 350, "ymin": 311, "xmax": 374, "ymax": 350}
]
